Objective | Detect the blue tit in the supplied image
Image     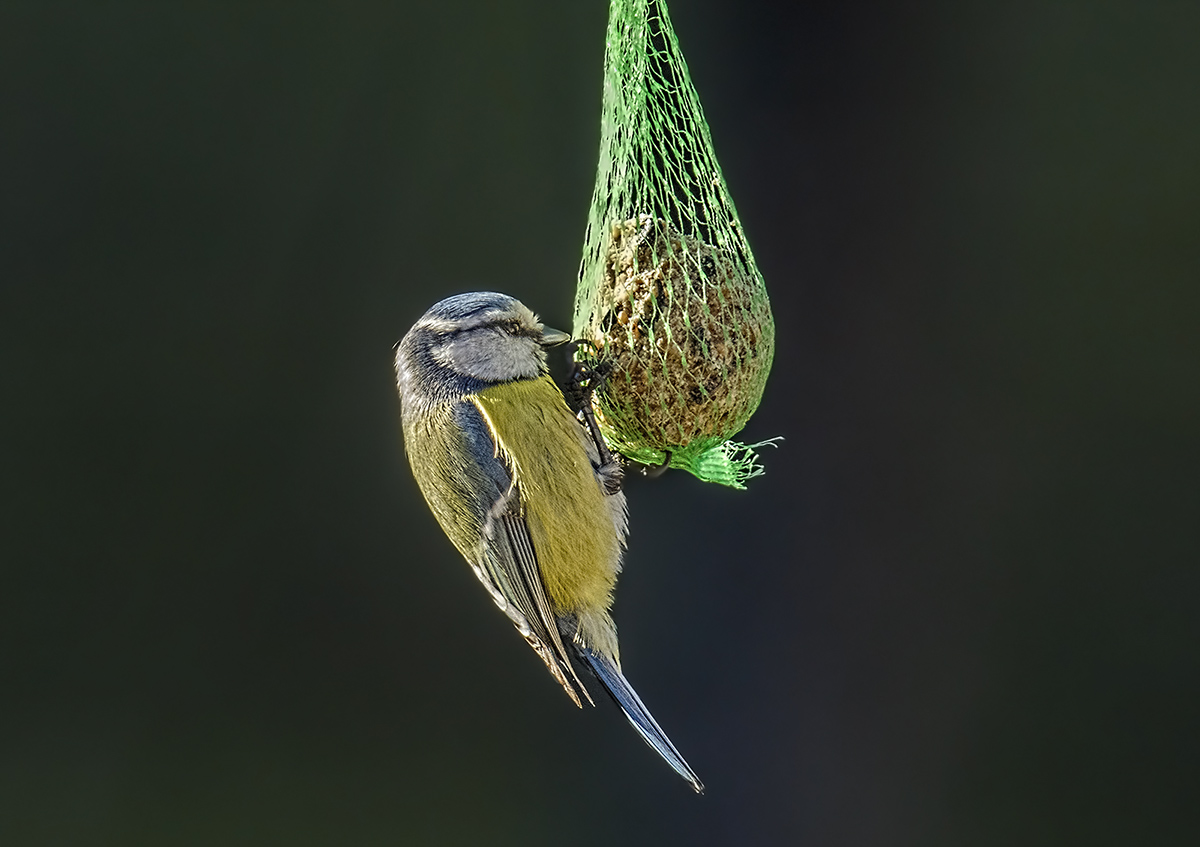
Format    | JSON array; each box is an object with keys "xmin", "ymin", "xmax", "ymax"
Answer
[{"xmin": 394, "ymin": 291, "xmax": 702, "ymax": 792}]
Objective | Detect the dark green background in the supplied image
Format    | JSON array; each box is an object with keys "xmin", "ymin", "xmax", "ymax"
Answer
[{"xmin": 2, "ymin": 1, "xmax": 1196, "ymax": 844}]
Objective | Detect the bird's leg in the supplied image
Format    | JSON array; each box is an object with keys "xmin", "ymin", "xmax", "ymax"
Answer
[
  {"xmin": 567, "ymin": 358, "xmax": 623, "ymax": 495},
  {"xmin": 569, "ymin": 360, "xmax": 616, "ymax": 467}
]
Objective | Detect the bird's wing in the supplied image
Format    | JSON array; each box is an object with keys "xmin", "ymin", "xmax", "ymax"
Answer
[{"xmin": 449, "ymin": 400, "xmax": 592, "ymax": 707}]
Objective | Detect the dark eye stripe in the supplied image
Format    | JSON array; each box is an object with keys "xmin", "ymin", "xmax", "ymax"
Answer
[
  {"xmin": 490, "ymin": 318, "xmax": 541, "ymax": 338},
  {"xmin": 433, "ymin": 316, "xmax": 539, "ymax": 340}
]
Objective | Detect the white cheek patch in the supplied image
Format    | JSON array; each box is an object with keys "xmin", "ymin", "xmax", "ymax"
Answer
[{"xmin": 433, "ymin": 332, "xmax": 545, "ymax": 383}]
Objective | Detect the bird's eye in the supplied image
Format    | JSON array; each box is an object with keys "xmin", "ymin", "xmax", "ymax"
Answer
[{"xmin": 501, "ymin": 319, "xmax": 522, "ymax": 334}]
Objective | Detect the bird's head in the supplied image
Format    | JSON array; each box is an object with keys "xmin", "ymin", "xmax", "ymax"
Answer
[{"xmin": 396, "ymin": 292, "xmax": 571, "ymax": 397}]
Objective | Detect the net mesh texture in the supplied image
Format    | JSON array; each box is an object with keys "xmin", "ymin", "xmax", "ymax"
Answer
[{"xmin": 573, "ymin": 0, "xmax": 776, "ymax": 488}]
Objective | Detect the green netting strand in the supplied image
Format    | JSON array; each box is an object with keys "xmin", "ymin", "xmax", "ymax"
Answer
[{"xmin": 573, "ymin": 0, "xmax": 776, "ymax": 489}]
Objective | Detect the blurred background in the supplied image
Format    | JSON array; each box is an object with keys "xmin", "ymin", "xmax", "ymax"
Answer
[{"xmin": 2, "ymin": 1, "xmax": 1196, "ymax": 844}]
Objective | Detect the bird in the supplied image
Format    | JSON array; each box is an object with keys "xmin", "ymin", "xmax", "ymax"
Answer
[{"xmin": 393, "ymin": 291, "xmax": 703, "ymax": 792}]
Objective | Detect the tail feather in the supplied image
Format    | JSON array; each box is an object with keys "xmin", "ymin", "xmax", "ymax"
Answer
[{"xmin": 578, "ymin": 646, "xmax": 704, "ymax": 793}]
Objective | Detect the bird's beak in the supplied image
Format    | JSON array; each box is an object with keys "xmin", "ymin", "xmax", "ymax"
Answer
[{"xmin": 540, "ymin": 326, "xmax": 571, "ymax": 347}]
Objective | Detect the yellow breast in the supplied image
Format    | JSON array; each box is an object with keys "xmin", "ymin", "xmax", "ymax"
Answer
[{"xmin": 471, "ymin": 376, "xmax": 620, "ymax": 616}]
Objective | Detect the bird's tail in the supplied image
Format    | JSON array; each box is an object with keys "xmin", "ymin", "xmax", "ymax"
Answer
[{"xmin": 577, "ymin": 645, "xmax": 704, "ymax": 793}]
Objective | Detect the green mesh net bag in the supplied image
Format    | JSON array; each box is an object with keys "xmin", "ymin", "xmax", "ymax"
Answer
[{"xmin": 573, "ymin": 0, "xmax": 776, "ymax": 489}]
